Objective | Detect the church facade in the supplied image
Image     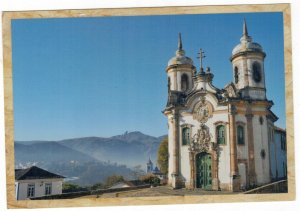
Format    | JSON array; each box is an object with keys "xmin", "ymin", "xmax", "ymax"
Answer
[{"xmin": 163, "ymin": 20, "xmax": 283, "ymax": 191}]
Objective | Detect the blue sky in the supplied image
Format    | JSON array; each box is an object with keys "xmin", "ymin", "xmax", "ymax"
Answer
[{"xmin": 11, "ymin": 12, "xmax": 285, "ymax": 141}]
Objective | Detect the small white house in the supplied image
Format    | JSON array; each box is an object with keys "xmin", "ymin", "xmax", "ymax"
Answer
[{"xmin": 15, "ymin": 166, "xmax": 65, "ymax": 200}]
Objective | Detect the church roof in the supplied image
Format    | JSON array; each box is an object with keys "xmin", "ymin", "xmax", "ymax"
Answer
[
  {"xmin": 152, "ymin": 166, "xmax": 161, "ymax": 174},
  {"xmin": 147, "ymin": 158, "xmax": 153, "ymax": 164},
  {"xmin": 167, "ymin": 33, "xmax": 194, "ymax": 66},
  {"xmin": 15, "ymin": 166, "xmax": 65, "ymax": 180},
  {"xmin": 274, "ymin": 126, "xmax": 286, "ymax": 133},
  {"xmin": 231, "ymin": 19, "xmax": 265, "ymax": 57}
]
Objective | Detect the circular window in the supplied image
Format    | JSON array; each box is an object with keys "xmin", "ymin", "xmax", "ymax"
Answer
[{"xmin": 252, "ymin": 63, "xmax": 262, "ymax": 83}]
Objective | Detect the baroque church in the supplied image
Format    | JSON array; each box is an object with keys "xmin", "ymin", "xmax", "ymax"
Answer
[{"xmin": 163, "ymin": 20, "xmax": 285, "ymax": 191}]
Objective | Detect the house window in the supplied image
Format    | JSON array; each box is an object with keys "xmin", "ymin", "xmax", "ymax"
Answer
[
  {"xmin": 237, "ymin": 125, "xmax": 245, "ymax": 145},
  {"xmin": 181, "ymin": 74, "xmax": 188, "ymax": 91},
  {"xmin": 27, "ymin": 184, "xmax": 35, "ymax": 198},
  {"xmin": 45, "ymin": 183, "xmax": 52, "ymax": 195},
  {"xmin": 216, "ymin": 125, "xmax": 226, "ymax": 144},
  {"xmin": 182, "ymin": 127, "xmax": 190, "ymax": 145}
]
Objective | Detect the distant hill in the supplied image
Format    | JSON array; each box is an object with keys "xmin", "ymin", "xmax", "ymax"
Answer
[
  {"xmin": 14, "ymin": 131, "xmax": 167, "ymax": 186},
  {"xmin": 59, "ymin": 131, "xmax": 164, "ymax": 167},
  {"xmin": 15, "ymin": 141, "xmax": 95, "ymax": 164}
]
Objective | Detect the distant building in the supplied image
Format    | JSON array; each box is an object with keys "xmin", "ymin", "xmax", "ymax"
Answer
[
  {"xmin": 146, "ymin": 159, "xmax": 166, "ymax": 180},
  {"xmin": 146, "ymin": 158, "xmax": 153, "ymax": 173},
  {"xmin": 15, "ymin": 166, "xmax": 65, "ymax": 200},
  {"xmin": 152, "ymin": 166, "xmax": 166, "ymax": 180},
  {"xmin": 270, "ymin": 127, "xmax": 287, "ymax": 180}
]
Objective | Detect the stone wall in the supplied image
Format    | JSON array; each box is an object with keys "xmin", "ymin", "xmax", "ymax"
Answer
[
  {"xmin": 30, "ymin": 185, "xmax": 151, "ymax": 200},
  {"xmin": 243, "ymin": 180, "xmax": 287, "ymax": 194}
]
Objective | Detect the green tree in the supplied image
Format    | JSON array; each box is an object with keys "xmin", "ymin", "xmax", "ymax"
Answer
[
  {"xmin": 140, "ymin": 173, "xmax": 160, "ymax": 186},
  {"xmin": 157, "ymin": 137, "xmax": 168, "ymax": 174},
  {"xmin": 62, "ymin": 183, "xmax": 87, "ymax": 193},
  {"xmin": 90, "ymin": 182, "xmax": 104, "ymax": 190}
]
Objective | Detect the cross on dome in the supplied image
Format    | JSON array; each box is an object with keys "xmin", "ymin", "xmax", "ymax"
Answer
[{"xmin": 197, "ymin": 48, "xmax": 206, "ymax": 74}]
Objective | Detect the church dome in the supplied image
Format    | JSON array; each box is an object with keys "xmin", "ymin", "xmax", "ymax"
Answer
[
  {"xmin": 167, "ymin": 33, "xmax": 194, "ymax": 67},
  {"xmin": 232, "ymin": 20, "xmax": 264, "ymax": 56},
  {"xmin": 168, "ymin": 50, "xmax": 194, "ymax": 66},
  {"xmin": 232, "ymin": 41, "xmax": 263, "ymax": 55}
]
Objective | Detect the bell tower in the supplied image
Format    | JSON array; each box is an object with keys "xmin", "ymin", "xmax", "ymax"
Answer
[{"xmin": 230, "ymin": 19, "xmax": 267, "ymax": 100}]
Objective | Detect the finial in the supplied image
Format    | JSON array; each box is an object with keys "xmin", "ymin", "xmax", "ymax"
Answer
[
  {"xmin": 178, "ymin": 33, "xmax": 183, "ymax": 51},
  {"xmin": 243, "ymin": 18, "xmax": 248, "ymax": 36},
  {"xmin": 240, "ymin": 18, "xmax": 252, "ymax": 43}
]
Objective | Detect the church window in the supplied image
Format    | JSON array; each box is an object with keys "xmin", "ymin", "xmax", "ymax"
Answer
[
  {"xmin": 234, "ymin": 67, "xmax": 239, "ymax": 84},
  {"xmin": 237, "ymin": 125, "xmax": 245, "ymax": 145},
  {"xmin": 216, "ymin": 125, "xmax": 226, "ymax": 144},
  {"xmin": 181, "ymin": 74, "xmax": 188, "ymax": 91},
  {"xmin": 168, "ymin": 77, "xmax": 171, "ymax": 91},
  {"xmin": 252, "ymin": 62, "xmax": 262, "ymax": 83},
  {"xmin": 182, "ymin": 127, "xmax": 190, "ymax": 145}
]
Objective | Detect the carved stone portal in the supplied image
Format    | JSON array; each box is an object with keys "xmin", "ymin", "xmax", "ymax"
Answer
[
  {"xmin": 188, "ymin": 124, "xmax": 219, "ymax": 190},
  {"xmin": 193, "ymin": 96, "xmax": 213, "ymax": 123},
  {"xmin": 189, "ymin": 124, "xmax": 211, "ymax": 153}
]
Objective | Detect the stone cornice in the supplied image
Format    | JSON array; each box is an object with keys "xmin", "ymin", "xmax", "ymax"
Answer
[{"xmin": 230, "ymin": 50, "xmax": 266, "ymax": 62}]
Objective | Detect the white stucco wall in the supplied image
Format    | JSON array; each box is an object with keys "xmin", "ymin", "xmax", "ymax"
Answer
[
  {"xmin": 270, "ymin": 130, "xmax": 287, "ymax": 180},
  {"xmin": 216, "ymin": 119, "xmax": 231, "ymax": 186},
  {"xmin": 232, "ymin": 56, "xmax": 266, "ymax": 100},
  {"xmin": 178, "ymin": 94, "xmax": 231, "ymax": 187},
  {"xmin": 177, "ymin": 71, "xmax": 193, "ymax": 92},
  {"xmin": 235, "ymin": 114, "xmax": 249, "ymax": 161},
  {"xmin": 238, "ymin": 163, "xmax": 247, "ymax": 189},
  {"xmin": 16, "ymin": 178, "xmax": 63, "ymax": 200},
  {"xmin": 252, "ymin": 115, "xmax": 271, "ymax": 185},
  {"xmin": 167, "ymin": 68, "xmax": 193, "ymax": 92},
  {"xmin": 167, "ymin": 71, "xmax": 176, "ymax": 90},
  {"xmin": 232, "ymin": 58, "xmax": 246, "ymax": 90},
  {"xmin": 247, "ymin": 58, "xmax": 265, "ymax": 89},
  {"xmin": 167, "ymin": 115, "xmax": 175, "ymax": 184}
]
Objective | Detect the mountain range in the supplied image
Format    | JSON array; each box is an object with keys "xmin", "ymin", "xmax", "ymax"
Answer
[{"xmin": 14, "ymin": 131, "xmax": 167, "ymax": 186}]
